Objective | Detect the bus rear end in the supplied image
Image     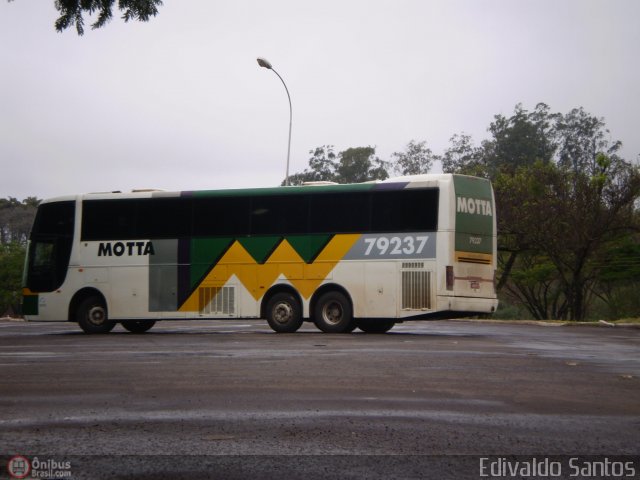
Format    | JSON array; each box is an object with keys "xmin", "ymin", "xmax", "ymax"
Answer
[{"xmin": 444, "ymin": 175, "xmax": 498, "ymax": 315}]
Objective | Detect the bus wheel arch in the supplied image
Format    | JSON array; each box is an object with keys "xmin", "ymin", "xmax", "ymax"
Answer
[
  {"xmin": 69, "ymin": 288, "xmax": 115, "ymax": 334},
  {"xmin": 311, "ymin": 284, "xmax": 355, "ymax": 333},
  {"xmin": 262, "ymin": 285, "xmax": 304, "ymax": 333}
]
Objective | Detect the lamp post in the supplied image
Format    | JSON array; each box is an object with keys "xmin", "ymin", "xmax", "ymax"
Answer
[{"xmin": 257, "ymin": 57, "xmax": 292, "ymax": 186}]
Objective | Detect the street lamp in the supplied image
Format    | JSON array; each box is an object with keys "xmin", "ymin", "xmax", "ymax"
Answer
[{"xmin": 257, "ymin": 57, "xmax": 292, "ymax": 186}]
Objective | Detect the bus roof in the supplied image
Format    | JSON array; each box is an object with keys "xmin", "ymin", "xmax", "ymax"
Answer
[{"xmin": 39, "ymin": 173, "xmax": 486, "ymax": 203}]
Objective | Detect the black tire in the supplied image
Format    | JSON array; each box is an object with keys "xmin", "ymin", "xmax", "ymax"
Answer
[
  {"xmin": 265, "ymin": 292, "xmax": 303, "ymax": 333},
  {"xmin": 122, "ymin": 320, "xmax": 156, "ymax": 333},
  {"xmin": 356, "ymin": 319, "xmax": 395, "ymax": 334},
  {"xmin": 76, "ymin": 296, "xmax": 115, "ymax": 334},
  {"xmin": 313, "ymin": 291, "xmax": 354, "ymax": 333}
]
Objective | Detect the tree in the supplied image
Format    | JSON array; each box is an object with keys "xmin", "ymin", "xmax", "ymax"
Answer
[
  {"xmin": 592, "ymin": 234, "xmax": 640, "ymax": 319},
  {"xmin": 555, "ymin": 107, "xmax": 622, "ymax": 175},
  {"xmin": 8, "ymin": 0, "xmax": 163, "ymax": 35},
  {"xmin": 0, "ymin": 197, "xmax": 38, "ymax": 245},
  {"xmin": 0, "ymin": 197, "xmax": 38, "ymax": 316},
  {"xmin": 287, "ymin": 146, "xmax": 389, "ymax": 185},
  {"xmin": 391, "ymin": 140, "xmax": 437, "ymax": 176},
  {"xmin": 335, "ymin": 147, "xmax": 388, "ymax": 183},
  {"xmin": 0, "ymin": 242, "xmax": 25, "ymax": 316},
  {"xmin": 494, "ymin": 153, "xmax": 640, "ymax": 321},
  {"xmin": 443, "ymin": 103, "xmax": 558, "ymax": 178},
  {"xmin": 444, "ymin": 103, "xmax": 640, "ymax": 321},
  {"xmin": 442, "ymin": 133, "xmax": 485, "ymax": 177},
  {"xmin": 286, "ymin": 146, "xmax": 337, "ymax": 185},
  {"xmin": 486, "ymin": 103, "xmax": 558, "ymax": 174}
]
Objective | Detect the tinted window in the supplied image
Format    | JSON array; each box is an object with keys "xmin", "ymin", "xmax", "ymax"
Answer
[
  {"xmin": 82, "ymin": 199, "xmax": 137, "ymax": 240},
  {"xmin": 28, "ymin": 201, "xmax": 75, "ymax": 291},
  {"xmin": 26, "ymin": 238, "xmax": 72, "ymax": 292},
  {"xmin": 137, "ymin": 197, "xmax": 191, "ymax": 238},
  {"xmin": 250, "ymin": 195, "xmax": 308, "ymax": 235},
  {"xmin": 31, "ymin": 201, "xmax": 75, "ymax": 237},
  {"xmin": 81, "ymin": 187, "xmax": 439, "ymax": 240},
  {"xmin": 193, "ymin": 196, "xmax": 251, "ymax": 236},
  {"xmin": 371, "ymin": 189, "xmax": 438, "ymax": 232},
  {"xmin": 309, "ymin": 192, "xmax": 369, "ymax": 233}
]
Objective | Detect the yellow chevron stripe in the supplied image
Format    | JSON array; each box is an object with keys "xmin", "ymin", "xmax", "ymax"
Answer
[{"xmin": 179, "ymin": 234, "xmax": 361, "ymax": 312}]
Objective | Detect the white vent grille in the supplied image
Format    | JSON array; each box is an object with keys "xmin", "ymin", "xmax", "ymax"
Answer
[
  {"xmin": 199, "ymin": 286, "xmax": 235, "ymax": 315},
  {"xmin": 402, "ymin": 262, "xmax": 425, "ymax": 269},
  {"xmin": 401, "ymin": 269, "xmax": 432, "ymax": 310}
]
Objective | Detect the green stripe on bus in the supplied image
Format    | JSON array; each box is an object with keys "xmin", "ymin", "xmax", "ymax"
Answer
[
  {"xmin": 286, "ymin": 234, "xmax": 333, "ymax": 263},
  {"xmin": 238, "ymin": 236, "xmax": 282, "ymax": 264},
  {"xmin": 190, "ymin": 237, "xmax": 234, "ymax": 288}
]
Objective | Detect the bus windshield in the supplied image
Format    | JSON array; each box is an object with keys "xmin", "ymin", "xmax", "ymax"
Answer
[{"xmin": 24, "ymin": 201, "xmax": 75, "ymax": 293}]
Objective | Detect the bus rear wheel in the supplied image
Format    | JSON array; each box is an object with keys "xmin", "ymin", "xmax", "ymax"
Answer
[
  {"xmin": 313, "ymin": 291, "xmax": 354, "ymax": 333},
  {"xmin": 265, "ymin": 292, "xmax": 303, "ymax": 333},
  {"xmin": 122, "ymin": 320, "xmax": 156, "ymax": 333},
  {"xmin": 356, "ymin": 319, "xmax": 395, "ymax": 334},
  {"xmin": 76, "ymin": 296, "xmax": 115, "ymax": 334}
]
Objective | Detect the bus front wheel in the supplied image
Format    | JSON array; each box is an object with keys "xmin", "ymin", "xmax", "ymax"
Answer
[
  {"xmin": 76, "ymin": 296, "xmax": 116, "ymax": 334},
  {"xmin": 265, "ymin": 292, "xmax": 303, "ymax": 333},
  {"xmin": 313, "ymin": 291, "xmax": 354, "ymax": 333},
  {"xmin": 122, "ymin": 320, "xmax": 156, "ymax": 333}
]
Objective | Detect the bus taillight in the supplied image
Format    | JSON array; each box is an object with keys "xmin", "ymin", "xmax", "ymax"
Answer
[{"xmin": 446, "ymin": 266, "xmax": 454, "ymax": 291}]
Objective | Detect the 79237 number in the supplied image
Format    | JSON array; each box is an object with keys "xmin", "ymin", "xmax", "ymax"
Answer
[{"xmin": 363, "ymin": 235, "xmax": 429, "ymax": 256}]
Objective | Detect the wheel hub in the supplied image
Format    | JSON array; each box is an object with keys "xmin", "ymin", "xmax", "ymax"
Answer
[
  {"xmin": 88, "ymin": 306, "xmax": 106, "ymax": 326},
  {"xmin": 323, "ymin": 302, "xmax": 343, "ymax": 325},
  {"xmin": 274, "ymin": 303, "xmax": 293, "ymax": 324}
]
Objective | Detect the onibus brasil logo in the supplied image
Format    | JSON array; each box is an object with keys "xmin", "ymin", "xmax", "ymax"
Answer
[{"xmin": 7, "ymin": 455, "xmax": 72, "ymax": 479}]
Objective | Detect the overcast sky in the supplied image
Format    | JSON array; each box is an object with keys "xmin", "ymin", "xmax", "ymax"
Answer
[{"xmin": 1, "ymin": 0, "xmax": 639, "ymax": 200}]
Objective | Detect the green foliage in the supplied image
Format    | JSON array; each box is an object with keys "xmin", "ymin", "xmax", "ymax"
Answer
[
  {"xmin": 485, "ymin": 103, "xmax": 557, "ymax": 174},
  {"xmin": 555, "ymin": 107, "xmax": 622, "ymax": 175},
  {"xmin": 597, "ymin": 236, "xmax": 640, "ymax": 283},
  {"xmin": 290, "ymin": 141, "xmax": 442, "ymax": 185},
  {"xmin": 0, "ymin": 197, "xmax": 38, "ymax": 245},
  {"xmin": 7, "ymin": 0, "xmax": 164, "ymax": 35},
  {"xmin": 442, "ymin": 133, "xmax": 485, "ymax": 177},
  {"xmin": 0, "ymin": 242, "xmax": 25, "ymax": 316},
  {"xmin": 502, "ymin": 249, "xmax": 567, "ymax": 320},
  {"xmin": 0, "ymin": 198, "xmax": 39, "ymax": 316},
  {"xmin": 286, "ymin": 145, "xmax": 389, "ymax": 185},
  {"xmin": 56, "ymin": 0, "xmax": 163, "ymax": 35},
  {"xmin": 450, "ymin": 104, "xmax": 640, "ymax": 321},
  {"xmin": 591, "ymin": 235, "xmax": 640, "ymax": 319},
  {"xmin": 335, "ymin": 147, "xmax": 388, "ymax": 183},
  {"xmin": 286, "ymin": 146, "xmax": 337, "ymax": 185},
  {"xmin": 391, "ymin": 140, "xmax": 438, "ymax": 176}
]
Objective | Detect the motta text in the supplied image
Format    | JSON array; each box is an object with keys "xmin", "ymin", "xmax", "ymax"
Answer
[
  {"xmin": 98, "ymin": 241, "xmax": 155, "ymax": 256},
  {"xmin": 457, "ymin": 196, "xmax": 493, "ymax": 216}
]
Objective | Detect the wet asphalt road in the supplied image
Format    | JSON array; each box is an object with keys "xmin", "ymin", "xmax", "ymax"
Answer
[{"xmin": 0, "ymin": 319, "xmax": 638, "ymax": 479}]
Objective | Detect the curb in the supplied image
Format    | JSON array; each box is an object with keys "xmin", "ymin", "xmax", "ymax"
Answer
[
  {"xmin": 0, "ymin": 317, "xmax": 25, "ymax": 322},
  {"xmin": 448, "ymin": 318, "xmax": 640, "ymax": 329}
]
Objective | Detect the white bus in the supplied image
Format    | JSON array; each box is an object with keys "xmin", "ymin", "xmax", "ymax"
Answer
[{"xmin": 22, "ymin": 174, "xmax": 498, "ymax": 334}]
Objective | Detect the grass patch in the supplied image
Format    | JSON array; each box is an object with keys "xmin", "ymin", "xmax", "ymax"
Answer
[{"xmin": 613, "ymin": 318, "xmax": 640, "ymax": 324}]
